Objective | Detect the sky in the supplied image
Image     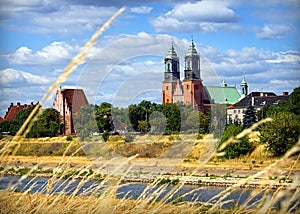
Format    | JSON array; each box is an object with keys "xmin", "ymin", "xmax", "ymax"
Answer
[{"xmin": 0, "ymin": 0, "xmax": 299, "ymax": 117}]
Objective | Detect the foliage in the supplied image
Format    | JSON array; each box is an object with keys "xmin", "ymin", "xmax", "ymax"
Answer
[
  {"xmin": 289, "ymin": 86, "xmax": 300, "ymax": 115},
  {"xmin": 184, "ymin": 110, "xmax": 208, "ymax": 133},
  {"xmin": 138, "ymin": 120, "xmax": 147, "ymax": 133},
  {"xmin": 95, "ymin": 102, "xmax": 114, "ymax": 133},
  {"xmin": 242, "ymin": 105, "xmax": 257, "ymax": 129},
  {"xmin": 219, "ymin": 124, "xmax": 253, "ymax": 159},
  {"xmin": 66, "ymin": 136, "xmax": 73, "ymax": 141},
  {"xmin": 26, "ymin": 108, "xmax": 60, "ymax": 138},
  {"xmin": 149, "ymin": 111, "xmax": 166, "ymax": 133},
  {"xmin": 259, "ymin": 112, "xmax": 300, "ymax": 157}
]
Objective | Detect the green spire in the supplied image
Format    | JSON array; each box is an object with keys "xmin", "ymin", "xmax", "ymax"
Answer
[
  {"xmin": 185, "ymin": 36, "xmax": 199, "ymax": 57},
  {"xmin": 165, "ymin": 42, "xmax": 179, "ymax": 60}
]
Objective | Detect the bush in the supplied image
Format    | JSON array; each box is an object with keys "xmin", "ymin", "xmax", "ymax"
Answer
[
  {"xmin": 259, "ymin": 112, "xmax": 300, "ymax": 157},
  {"xmin": 218, "ymin": 124, "xmax": 253, "ymax": 159},
  {"xmin": 66, "ymin": 136, "xmax": 73, "ymax": 141}
]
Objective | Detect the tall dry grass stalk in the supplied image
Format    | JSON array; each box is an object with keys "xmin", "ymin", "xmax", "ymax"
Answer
[{"xmin": 0, "ymin": 7, "xmax": 299, "ymax": 213}]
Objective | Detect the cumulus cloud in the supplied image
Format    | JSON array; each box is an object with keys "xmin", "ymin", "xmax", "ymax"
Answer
[
  {"xmin": 151, "ymin": 0, "xmax": 240, "ymax": 33},
  {"xmin": 0, "ymin": 68, "xmax": 50, "ymax": 86},
  {"xmin": 5, "ymin": 41, "xmax": 79, "ymax": 65},
  {"xmin": 256, "ymin": 24, "xmax": 291, "ymax": 40},
  {"xmin": 130, "ymin": 6, "xmax": 153, "ymax": 14}
]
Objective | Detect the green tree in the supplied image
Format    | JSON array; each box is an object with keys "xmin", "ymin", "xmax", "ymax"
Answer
[
  {"xmin": 95, "ymin": 102, "xmax": 114, "ymax": 133},
  {"xmin": 219, "ymin": 124, "xmax": 253, "ymax": 159},
  {"xmin": 27, "ymin": 108, "xmax": 60, "ymax": 138},
  {"xmin": 259, "ymin": 112, "xmax": 300, "ymax": 157},
  {"xmin": 184, "ymin": 110, "xmax": 208, "ymax": 133},
  {"xmin": 162, "ymin": 103, "xmax": 181, "ymax": 134},
  {"xmin": 149, "ymin": 111, "xmax": 166, "ymax": 133},
  {"xmin": 243, "ymin": 105, "xmax": 257, "ymax": 129},
  {"xmin": 128, "ymin": 104, "xmax": 146, "ymax": 131},
  {"xmin": 289, "ymin": 86, "xmax": 300, "ymax": 115}
]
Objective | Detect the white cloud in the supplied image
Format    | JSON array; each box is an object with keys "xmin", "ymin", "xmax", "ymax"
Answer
[
  {"xmin": 256, "ymin": 24, "xmax": 291, "ymax": 40},
  {"xmin": 266, "ymin": 52, "xmax": 300, "ymax": 63},
  {"xmin": 130, "ymin": 6, "xmax": 153, "ymax": 14},
  {"xmin": 1, "ymin": 2, "xmax": 118, "ymax": 36},
  {"xmin": 5, "ymin": 41, "xmax": 79, "ymax": 65},
  {"xmin": 151, "ymin": 0, "xmax": 240, "ymax": 33},
  {"xmin": 0, "ymin": 68, "xmax": 50, "ymax": 86}
]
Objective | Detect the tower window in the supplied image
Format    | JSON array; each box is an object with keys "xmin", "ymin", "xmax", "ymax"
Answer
[
  {"xmin": 186, "ymin": 85, "xmax": 189, "ymax": 89},
  {"xmin": 167, "ymin": 63, "xmax": 170, "ymax": 71},
  {"xmin": 167, "ymin": 99, "xmax": 169, "ymax": 103},
  {"xmin": 195, "ymin": 85, "xmax": 198, "ymax": 90},
  {"xmin": 166, "ymin": 86, "xmax": 169, "ymax": 90}
]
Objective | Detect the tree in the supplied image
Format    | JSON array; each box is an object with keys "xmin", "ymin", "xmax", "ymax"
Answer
[
  {"xmin": 289, "ymin": 86, "xmax": 300, "ymax": 115},
  {"xmin": 243, "ymin": 105, "xmax": 257, "ymax": 129},
  {"xmin": 218, "ymin": 124, "xmax": 253, "ymax": 159},
  {"xmin": 149, "ymin": 111, "xmax": 166, "ymax": 133},
  {"xmin": 162, "ymin": 103, "xmax": 181, "ymax": 134},
  {"xmin": 95, "ymin": 102, "xmax": 114, "ymax": 133},
  {"xmin": 184, "ymin": 110, "xmax": 208, "ymax": 133},
  {"xmin": 259, "ymin": 112, "xmax": 300, "ymax": 157},
  {"xmin": 27, "ymin": 108, "xmax": 60, "ymax": 138}
]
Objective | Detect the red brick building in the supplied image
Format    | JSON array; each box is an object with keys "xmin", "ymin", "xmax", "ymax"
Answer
[
  {"xmin": 3, "ymin": 102, "xmax": 36, "ymax": 121},
  {"xmin": 53, "ymin": 87, "xmax": 89, "ymax": 135}
]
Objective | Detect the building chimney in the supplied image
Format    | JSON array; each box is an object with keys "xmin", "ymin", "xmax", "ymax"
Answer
[
  {"xmin": 31, "ymin": 102, "xmax": 34, "ymax": 105},
  {"xmin": 282, "ymin": 92, "xmax": 289, "ymax": 96},
  {"xmin": 10, "ymin": 102, "xmax": 13, "ymax": 106},
  {"xmin": 17, "ymin": 102, "xmax": 20, "ymax": 106}
]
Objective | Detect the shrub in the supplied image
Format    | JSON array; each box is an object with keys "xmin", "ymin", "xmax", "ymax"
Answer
[
  {"xmin": 66, "ymin": 136, "xmax": 73, "ymax": 141},
  {"xmin": 218, "ymin": 124, "xmax": 253, "ymax": 159},
  {"xmin": 259, "ymin": 112, "xmax": 300, "ymax": 157}
]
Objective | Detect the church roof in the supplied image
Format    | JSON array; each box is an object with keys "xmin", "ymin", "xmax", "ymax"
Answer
[
  {"xmin": 203, "ymin": 86, "xmax": 241, "ymax": 105},
  {"xmin": 165, "ymin": 43, "xmax": 179, "ymax": 60},
  {"xmin": 185, "ymin": 40, "xmax": 199, "ymax": 57}
]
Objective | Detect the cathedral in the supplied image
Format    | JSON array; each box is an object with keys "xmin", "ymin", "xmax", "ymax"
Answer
[{"xmin": 162, "ymin": 40, "xmax": 248, "ymax": 112}]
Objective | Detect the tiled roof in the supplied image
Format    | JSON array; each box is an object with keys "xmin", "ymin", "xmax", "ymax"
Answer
[
  {"xmin": 61, "ymin": 89, "xmax": 89, "ymax": 115},
  {"xmin": 230, "ymin": 92, "xmax": 289, "ymax": 108},
  {"xmin": 3, "ymin": 102, "xmax": 36, "ymax": 121},
  {"xmin": 203, "ymin": 86, "xmax": 241, "ymax": 105}
]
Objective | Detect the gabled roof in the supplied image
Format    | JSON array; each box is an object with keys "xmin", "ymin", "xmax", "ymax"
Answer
[
  {"xmin": 61, "ymin": 89, "xmax": 89, "ymax": 115},
  {"xmin": 3, "ymin": 102, "xmax": 36, "ymax": 121},
  {"xmin": 229, "ymin": 92, "xmax": 289, "ymax": 108},
  {"xmin": 203, "ymin": 86, "xmax": 241, "ymax": 105}
]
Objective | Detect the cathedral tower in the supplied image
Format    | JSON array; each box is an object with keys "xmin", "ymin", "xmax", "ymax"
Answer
[
  {"xmin": 241, "ymin": 76, "xmax": 248, "ymax": 97},
  {"xmin": 162, "ymin": 43, "xmax": 180, "ymax": 104},
  {"xmin": 183, "ymin": 39, "xmax": 203, "ymax": 109}
]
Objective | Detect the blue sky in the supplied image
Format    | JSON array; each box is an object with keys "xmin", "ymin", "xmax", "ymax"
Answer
[{"xmin": 0, "ymin": 0, "xmax": 299, "ymax": 117}]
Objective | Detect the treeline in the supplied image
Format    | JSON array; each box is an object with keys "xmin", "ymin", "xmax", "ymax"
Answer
[
  {"xmin": 74, "ymin": 101, "xmax": 211, "ymax": 141},
  {"xmin": 219, "ymin": 86, "xmax": 300, "ymax": 158},
  {"xmin": 0, "ymin": 107, "xmax": 60, "ymax": 138}
]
